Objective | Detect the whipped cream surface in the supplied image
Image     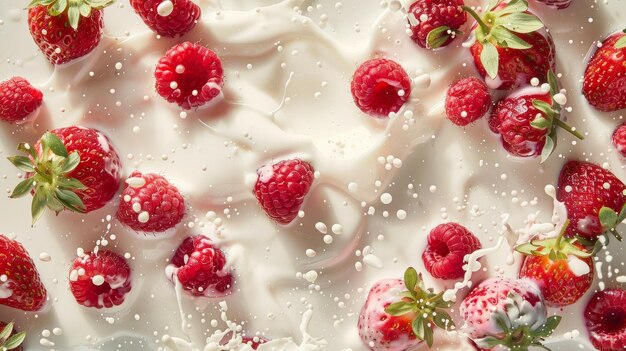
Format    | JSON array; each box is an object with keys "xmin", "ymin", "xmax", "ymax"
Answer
[{"xmin": 0, "ymin": 0, "xmax": 624, "ymax": 350}]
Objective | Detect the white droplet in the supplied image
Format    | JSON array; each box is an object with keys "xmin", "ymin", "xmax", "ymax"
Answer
[
  {"xmin": 380, "ymin": 193, "xmax": 392, "ymax": 205},
  {"xmin": 92, "ymin": 275, "xmax": 105, "ymax": 286},
  {"xmin": 138, "ymin": 211, "xmax": 150, "ymax": 223},
  {"xmin": 157, "ymin": 0, "xmax": 174, "ymax": 16},
  {"xmin": 125, "ymin": 177, "xmax": 146, "ymax": 188},
  {"xmin": 304, "ymin": 270, "xmax": 318, "ymax": 283}
]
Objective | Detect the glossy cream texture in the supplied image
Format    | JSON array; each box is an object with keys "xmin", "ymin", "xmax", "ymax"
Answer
[{"xmin": 0, "ymin": 0, "xmax": 625, "ymax": 350}]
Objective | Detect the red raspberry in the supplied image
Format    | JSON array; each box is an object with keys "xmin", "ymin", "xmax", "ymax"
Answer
[
  {"xmin": 0, "ymin": 77, "xmax": 43, "ymax": 124},
  {"xmin": 350, "ymin": 58, "xmax": 411, "ymax": 118},
  {"xmin": 407, "ymin": 0, "xmax": 466, "ymax": 49},
  {"xmin": 116, "ymin": 171, "xmax": 185, "ymax": 233},
  {"xmin": 241, "ymin": 337, "xmax": 268, "ymax": 349},
  {"xmin": 155, "ymin": 42, "xmax": 224, "ymax": 110},
  {"xmin": 422, "ymin": 223, "xmax": 482, "ymax": 280},
  {"xmin": 253, "ymin": 159, "xmax": 314, "ymax": 225},
  {"xmin": 612, "ymin": 123, "xmax": 626, "ymax": 157},
  {"xmin": 130, "ymin": 0, "xmax": 200, "ymax": 37},
  {"xmin": 533, "ymin": 0, "xmax": 572, "ymax": 9},
  {"xmin": 169, "ymin": 236, "xmax": 233, "ymax": 297},
  {"xmin": 584, "ymin": 289, "xmax": 626, "ymax": 351},
  {"xmin": 445, "ymin": 77, "xmax": 492, "ymax": 126},
  {"xmin": 69, "ymin": 250, "xmax": 132, "ymax": 309}
]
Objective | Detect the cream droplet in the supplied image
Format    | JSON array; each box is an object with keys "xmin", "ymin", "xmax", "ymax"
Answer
[
  {"xmin": 157, "ymin": 0, "xmax": 174, "ymax": 16},
  {"xmin": 92, "ymin": 275, "xmax": 105, "ymax": 286}
]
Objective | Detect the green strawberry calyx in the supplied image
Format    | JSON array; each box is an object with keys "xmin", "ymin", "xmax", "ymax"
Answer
[
  {"xmin": 615, "ymin": 29, "xmax": 626, "ymax": 49},
  {"xmin": 383, "ymin": 267, "xmax": 455, "ymax": 347},
  {"xmin": 462, "ymin": 0, "xmax": 544, "ymax": 79},
  {"xmin": 598, "ymin": 203, "xmax": 626, "ymax": 241},
  {"xmin": 27, "ymin": 0, "xmax": 114, "ymax": 30},
  {"xmin": 528, "ymin": 70, "xmax": 584, "ymax": 163},
  {"xmin": 0, "ymin": 322, "xmax": 26, "ymax": 350},
  {"xmin": 7, "ymin": 132, "xmax": 86, "ymax": 226}
]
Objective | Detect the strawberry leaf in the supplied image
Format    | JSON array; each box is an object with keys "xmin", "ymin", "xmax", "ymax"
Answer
[
  {"xmin": 59, "ymin": 152, "xmax": 81, "ymax": 174},
  {"xmin": 532, "ymin": 100, "xmax": 554, "ymax": 118},
  {"xmin": 412, "ymin": 317, "xmax": 425, "ymax": 340},
  {"xmin": 55, "ymin": 188, "xmax": 86, "ymax": 213},
  {"xmin": 67, "ymin": 4, "xmax": 80, "ymax": 30},
  {"xmin": 48, "ymin": 0, "xmax": 68, "ymax": 16},
  {"xmin": 4, "ymin": 331, "xmax": 26, "ymax": 350},
  {"xmin": 404, "ymin": 267, "xmax": 418, "ymax": 293},
  {"xmin": 499, "ymin": 13, "xmax": 544, "ymax": 33},
  {"xmin": 41, "ymin": 132, "xmax": 69, "ymax": 158},
  {"xmin": 7, "ymin": 156, "xmax": 34, "ymax": 173},
  {"xmin": 0, "ymin": 322, "xmax": 14, "ymax": 342},
  {"xmin": 515, "ymin": 241, "xmax": 540, "ymax": 255},
  {"xmin": 426, "ymin": 26, "xmax": 452, "ymax": 49},
  {"xmin": 432, "ymin": 310, "xmax": 455, "ymax": 331},
  {"xmin": 599, "ymin": 206, "xmax": 619, "ymax": 229},
  {"xmin": 481, "ymin": 41, "xmax": 499, "ymax": 79},
  {"xmin": 17, "ymin": 142, "xmax": 37, "ymax": 159},
  {"xmin": 79, "ymin": 2, "xmax": 91, "ymax": 17},
  {"xmin": 534, "ymin": 316, "xmax": 561, "ymax": 337},
  {"xmin": 616, "ymin": 36, "xmax": 626, "ymax": 49},
  {"xmin": 531, "ymin": 116, "xmax": 550, "ymax": 130},
  {"xmin": 491, "ymin": 26, "xmax": 531, "ymax": 49},
  {"xmin": 10, "ymin": 178, "xmax": 35, "ymax": 199},
  {"xmin": 547, "ymin": 70, "xmax": 559, "ymax": 96},
  {"xmin": 384, "ymin": 301, "xmax": 415, "ymax": 316},
  {"xmin": 539, "ymin": 133, "xmax": 556, "ymax": 164},
  {"xmin": 486, "ymin": 0, "xmax": 501, "ymax": 12},
  {"xmin": 31, "ymin": 188, "xmax": 47, "ymax": 225},
  {"xmin": 422, "ymin": 321, "xmax": 434, "ymax": 348},
  {"xmin": 494, "ymin": 0, "xmax": 528, "ymax": 15}
]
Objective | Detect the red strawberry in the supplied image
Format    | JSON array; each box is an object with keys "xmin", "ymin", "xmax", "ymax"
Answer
[
  {"xmin": 358, "ymin": 268, "xmax": 455, "ymax": 349},
  {"xmin": 155, "ymin": 41, "xmax": 224, "ymax": 110},
  {"xmin": 350, "ymin": 58, "xmax": 411, "ymax": 118},
  {"xmin": 517, "ymin": 220, "xmax": 594, "ymax": 307},
  {"xmin": 557, "ymin": 160, "xmax": 626, "ymax": 239},
  {"xmin": 253, "ymin": 158, "xmax": 314, "ymax": 225},
  {"xmin": 583, "ymin": 31, "xmax": 626, "ymax": 112},
  {"xmin": 27, "ymin": 0, "xmax": 112, "ymax": 65},
  {"xmin": 445, "ymin": 77, "xmax": 492, "ymax": 126},
  {"xmin": 0, "ymin": 235, "xmax": 47, "ymax": 312},
  {"xmin": 422, "ymin": 222, "xmax": 482, "ymax": 280},
  {"xmin": 612, "ymin": 123, "xmax": 626, "ymax": 157},
  {"xmin": 130, "ymin": 0, "xmax": 200, "ymax": 37},
  {"xmin": 0, "ymin": 77, "xmax": 43, "ymax": 124},
  {"xmin": 489, "ymin": 75, "xmax": 583, "ymax": 161},
  {"xmin": 116, "ymin": 171, "xmax": 185, "ymax": 233},
  {"xmin": 460, "ymin": 276, "xmax": 560, "ymax": 350},
  {"xmin": 532, "ymin": 0, "xmax": 572, "ymax": 9},
  {"xmin": 168, "ymin": 236, "xmax": 233, "ymax": 297},
  {"xmin": 0, "ymin": 322, "xmax": 26, "ymax": 351},
  {"xmin": 407, "ymin": 0, "xmax": 467, "ymax": 49},
  {"xmin": 464, "ymin": 1, "xmax": 555, "ymax": 90},
  {"xmin": 8, "ymin": 126, "xmax": 122, "ymax": 224},
  {"xmin": 585, "ymin": 289, "xmax": 626, "ymax": 351},
  {"xmin": 69, "ymin": 250, "xmax": 132, "ymax": 309}
]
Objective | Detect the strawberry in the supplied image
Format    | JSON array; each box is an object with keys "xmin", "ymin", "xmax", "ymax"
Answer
[
  {"xmin": 532, "ymin": 0, "xmax": 572, "ymax": 9},
  {"xmin": 516, "ymin": 220, "xmax": 595, "ymax": 307},
  {"xmin": 155, "ymin": 41, "xmax": 224, "ymax": 110},
  {"xmin": 445, "ymin": 77, "xmax": 492, "ymax": 126},
  {"xmin": 585, "ymin": 289, "xmax": 626, "ymax": 351},
  {"xmin": 460, "ymin": 276, "xmax": 560, "ymax": 350},
  {"xmin": 0, "ymin": 322, "xmax": 26, "ymax": 351},
  {"xmin": 116, "ymin": 171, "xmax": 185, "ymax": 233},
  {"xmin": 358, "ymin": 267, "xmax": 455, "ymax": 349},
  {"xmin": 557, "ymin": 160, "xmax": 626, "ymax": 240},
  {"xmin": 612, "ymin": 122, "xmax": 626, "ymax": 157},
  {"xmin": 422, "ymin": 222, "xmax": 482, "ymax": 280},
  {"xmin": 0, "ymin": 234, "xmax": 47, "ymax": 312},
  {"xmin": 489, "ymin": 71, "xmax": 583, "ymax": 162},
  {"xmin": 407, "ymin": 0, "xmax": 467, "ymax": 49},
  {"xmin": 168, "ymin": 236, "xmax": 233, "ymax": 297},
  {"xmin": 8, "ymin": 126, "xmax": 122, "ymax": 224},
  {"xmin": 253, "ymin": 158, "xmax": 314, "ymax": 225},
  {"xmin": 130, "ymin": 0, "xmax": 201, "ymax": 37},
  {"xmin": 464, "ymin": 0, "xmax": 555, "ymax": 90},
  {"xmin": 350, "ymin": 58, "xmax": 411, "ymax": 118},
  {"xmin": 583, "ymin": 30, "xmax": 626, "ymax": 112},
  {"xmin": 69, "ymin": 250, "xmax": 132, "ymax": 309},
  {"xmin": 0, "ymin": 77, "xmax": 43, "ymax": 124},
  {"xmin": 27, "ymin": 0, "xmax": 113, "ymax": 65}
]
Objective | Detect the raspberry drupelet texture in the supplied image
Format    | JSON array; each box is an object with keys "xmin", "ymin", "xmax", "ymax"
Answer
[
  {"xmin": 117, "ymin": 171, "xmax": 185, "ymax": 233},
  {"xmin": 422, "ymin": 222, "xmax": 482, "ymax": 279},
  {"xmin": 585, "ymin": 289, "xmax": 626, "ymax": 351},
  {"xmin": 613, "ymin": 123, "xmax": 626, "ymax": 157},
  {"xmin": 350, "ymin": 58, "xmax": 411, "ymax": 118},
  {"xmin": 445, "ymin": 77, "xmax": 492, "ymax": 126},
  {"xmin": 130, "ymin": 0, "xmax": 201, "ymax": 37},
  {"xmin": 155, "ymin": 41, "xmax": 224, "ymax": 110},
  {"xmin": 407, "ymin": 0, "xmax": 466, "ymax": 49},
  {"xmin": 0, "ymin": 76, "xmax": 43, "ymax": 124}
]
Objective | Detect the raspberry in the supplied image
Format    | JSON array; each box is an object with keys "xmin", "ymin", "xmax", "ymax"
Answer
[
  {"xmin": 130, "ymin": 0, "xmax": 200, "ymax": 37},
  {"xmin": 253, "ymin": 159, "xmax": 315, "ymax": 225},
  {"xmin": 422, "ymin": 223, "xmax": 482, "ymax": 280},
  {"xmin": 69, "ymin": 250, "xmax": 132, "ymax": 309},
  {"xmin": 170, "ymin": 236, "xmax": 233, "ymax": 297},
  {"xmin": 445, "ymin": 77, "xmax": 492, "ymax": 126},
  {"xmin": 116, "ymin": 171, "xmax": 185, "ymax": 233},
  {"xmin": 584, "ymin": 289, "xmax": 626, "ymax": 351},
  {"xmin": 0, "ymin": 76, "xmax": 43, "ymax": 124},
  {"xmin": 350, "ymin": 58, "xmax": 411, "ymax": 118},
  {"xmin": 155, "ymin": 42, "xmax": 224, "ymax": 110},
  {"xmin": 407, "ymin": 0, "xmax": 466, "ymax": 49},
  {"xmin": 241, "ymin": 337, "xmax": 268, "ymax": 349},
  {"xmin": 612, "ymin": 123, "xmax": 626, "ymax": 157}
]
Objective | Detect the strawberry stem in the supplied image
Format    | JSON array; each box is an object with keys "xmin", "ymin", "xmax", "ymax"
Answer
[
  {"xmin": 462, "ymin": 6, "xmax": 491, "ymax": 36},
  {"xmin": 554, "ymin": 219, "xmax": 570, "ymax": 249},
  {"xmin": 553, "ymin": 118, "xmax": 584, "ymax": 140}
]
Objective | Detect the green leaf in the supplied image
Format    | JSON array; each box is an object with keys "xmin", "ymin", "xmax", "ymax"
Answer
[
  {"xmin": 486, "ymin": 0, "xmax": 501, "ymax": 12},
  {"xmin": 56, "ymin": 176, "xmax": 87, "ymax": 190},
  {"xmin": 48, "ymin": 0, "xmax": 68, "ymax": 16},
  {"xmin": 532, "ymin": 99, "xmax": 554, "ymax": 118},
  {"xmin": 7, "ymin": 156, "xmax": 34, "ymax": 173},
  {"xmin": 10, "ymin": 177, "xmax": 35, "ymax": 199},
  {"xmin": 55, "ymin": 188, "xmax": 85, "ymax": 212},
  {"xmin": 494, "ymin": 0, "xmax": 528, "ymax": 15},
  {"xmin": 540, "ymin": 134, "xmax": 556, "ymax": 164},
  {"xmin": 515, "ymin": 241, "xmax": 540, "ymax": 255},
  {"xmin": 422, "ymin": 320, "xmax": 434, "ymax": 348},
  {"xmin": 616, "ymin": 36, "xmax": 626, "ymax": 49},
  {"xmin": 495, "ymin": 316, "xmax": 511, "ymax": 333},
  {"xmin": 475, "ymin": 336, "xmax": 504, "ymax": 349},
  {"xmin": 59, "ymin": 152, "xmax": 81, "ymax": 174},
  {"xmin": 432, "ymin": 310, "xmax": 455, "ymax": 331},
  {"xmin": 535, "ymin": 316, "xmax": 561, "ymax": 337},
  {"xmin": 404, "ymin": 267, "xmax": 418, "ymax": 293},
  {"xmin": 547, "ymin": 70, "xmax": 559, "ymax": 96},
  {"xmin": 31, "ymin": 189, "xmax": 47, "ymax": 225},
  {"xmin": 481, "ymin": 42, "xmax": 499, "ymax": 79},
  {"xmin": 384, "ymin": 301, "xmax": 415, "ymax": 316},
  {"xmin": 412, "ymin": 317, "xmax": 425, "ymax": 340},
  {"xmin": 4, "ymin": 331, "xmax": 26, "ymax": 350},
  {"xmin": 491, "ymin": 26, "xmax": 531, "ymax": 49},
  {"xmin": 426, "ymin": 26, "xmax": 452, "ymax": 49},
  {"xmin": 0, "ymin": 322, "xmax": 14, "ymax": 342},
  {"xmin": 499, "ymin": 13, "xmax": 544, "ymax": 33},
  {"xmin": 599, "ymin": 206, "xmax": 619, "ymax": 229},
  {"xmin": 41, "ymin": 132, "xmax": 68, "ymax": 157},
  {"xmin": 17, "ymin": 142, "xmax": 37, "ymax": 159},
  {"xmin": 67, "ymin": 4, "xmax": 80, "ymax": 30},
  {"xmin": 530, "ymin": 117, "xmax": 550, "ymax": 130},
  {"xmin": 79, "ymin": 2, "xmax": 92, "ymax": 17}
]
